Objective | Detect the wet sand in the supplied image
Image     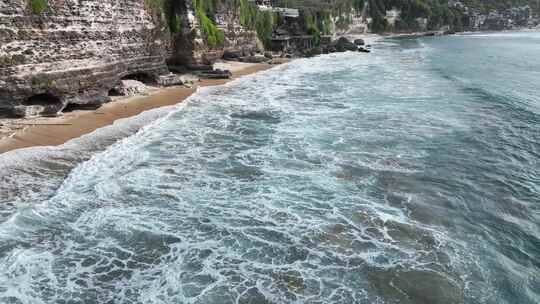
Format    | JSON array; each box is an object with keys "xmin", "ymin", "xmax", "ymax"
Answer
[{"xmin": 0, "ymin": 62, "xmax": 273, "ymax": 154}]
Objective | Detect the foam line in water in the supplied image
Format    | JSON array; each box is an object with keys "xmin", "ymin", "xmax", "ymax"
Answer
[{"xmin": 1, "ymin": 34, "xmax": 539, "ymax": 303}]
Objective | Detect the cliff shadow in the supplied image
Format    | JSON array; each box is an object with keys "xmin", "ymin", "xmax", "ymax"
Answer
[
  {"xmin": 120, "ymin": 72, "xmax": 156, "ymax": 85},
  {"xmin": 21, "ymin": 93, "xmax": 64, "ymax": 117}
]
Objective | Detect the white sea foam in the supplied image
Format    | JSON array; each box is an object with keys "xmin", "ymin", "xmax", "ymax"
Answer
[
  {"xmin": 456, "ymin": 30, "xmax": 540, "ymax": 39},
  {"xmin": 1, "ymin": 36, "xmax": 539, "ymax": 303}
]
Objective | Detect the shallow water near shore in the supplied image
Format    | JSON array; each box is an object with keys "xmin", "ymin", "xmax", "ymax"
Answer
[{"xmin": 0, "ymin": 32, "xmax": 539, "ymax": 303}]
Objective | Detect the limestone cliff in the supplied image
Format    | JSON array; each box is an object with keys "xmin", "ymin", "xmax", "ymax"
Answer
[
  {"xmin": 168, "ymin": 0, "xmax": 262, "ymax": 69},
  {"xmin": 0, "ymin": 0, "xmax": 263, "ymax": 117},
  {"xmin": 0, "ymin": 0, "xmax": 172, "ymax": 117}
]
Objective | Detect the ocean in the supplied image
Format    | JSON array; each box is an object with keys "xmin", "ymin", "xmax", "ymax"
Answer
[{"xmin": 0, "ymin": 31, "xmax": 539, "ymax": 303}]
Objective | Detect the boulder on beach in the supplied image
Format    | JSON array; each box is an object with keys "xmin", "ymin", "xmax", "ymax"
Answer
[
  {"xmin": 113, "ymin": 80, "xmax": 147, "ymax": 96},
  {"xmin": 334, "ymin": 37, "xmax": 358, "ymax": 52},
  {"xmin": 157, "ymin": 73, "xmax": 183, "ymax": 86},
  {"xmin": 354, "ymin": 38, "xmax": 365, "ymax": 46},
  {"xmin": 358, "ymin": 46, "xmax": 371, "ymax": 53},
  {"xmin": 198, "ymin": 69, "xmax": 232, "ymax": 79},
  {"xmin": 238, "ymin": 55, "xmax": 271, "ymax": 63},
  {"xmin": 306, "ymin": 47, "xmax": 323, "ymax": 57},
  {"xmin": 223, "ymin": 50, "xmax": 242, "ymax": 60},
  {"xmin": 179, "ymin": 74, "xmax": 198, "ymax": 88}
]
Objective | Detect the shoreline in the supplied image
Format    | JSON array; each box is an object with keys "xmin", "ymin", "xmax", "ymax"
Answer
[
  {"xmin": 2, "ymin": 28, "xmax": 529, "ymax": 155},
  {"xmin": 0, "ymin": 61, "xmax": 274, "ymax": 155}
]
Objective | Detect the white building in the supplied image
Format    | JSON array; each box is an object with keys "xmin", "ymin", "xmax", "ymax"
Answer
[{"xmin": 385, "ymin": 8, "xmax": 401, "ymax": 27}]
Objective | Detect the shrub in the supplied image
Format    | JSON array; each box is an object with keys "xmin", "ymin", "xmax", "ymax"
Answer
[
  {"xmin": 255, "ymin": 10, "xmax": 274, "ymax": 47},
  {"xmin": 169, "ymin": 13, "xmax": 181, "ymax": 33},
  {"xmin": 239, "ymin": 0, "xmax": 275, "ymax": 48},
  {"xmin": 352, "ymin": 0, "xmax": 364, "ymax": 11},
  {"xmin": 164, "ymin": 0, "xmax": 181, "ymax": 33},
  {"xmin": 194, "ymin": 0, "xmax": 224, "ymax": 47},
  {"xmin": 320, "ymin": 13, "xmax": 332, "ymax": 35},
  {"xmin": 29, "ymin": 0, "xmax": 47, "ymax": 14},
  {"xmin": 304, "ymin": 13, "xmax": 321, "ymax": 46},
  {"xmin": 239, "ymin": 0, "xmax": 258, "ymax": 28}
]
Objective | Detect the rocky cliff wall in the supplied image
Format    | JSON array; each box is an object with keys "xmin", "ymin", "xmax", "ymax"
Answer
[
  {"xmin": 0, "ymin": 0, "xmax": 170, "ymax": 117},
  {"xmin": 213, "ymin": 3, "xmax": 263, "ymax": 59},
  {"xmin": 169, "ymin": 0, "xmax": 262, "ymax": 69}
]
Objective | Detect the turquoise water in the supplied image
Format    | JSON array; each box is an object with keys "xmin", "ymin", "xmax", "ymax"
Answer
[{"xmin": 0, "ymin": 32, "xmax": 539, "ymax": 303}]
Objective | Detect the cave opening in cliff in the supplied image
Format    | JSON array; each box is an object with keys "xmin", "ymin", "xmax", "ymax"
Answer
[
  {"xmin": 108, "ymin": 88, "xmax": 122, "ymax": 97},
  {"xmin": 62, "ymin": 103, "xmax": 101, "ymax": 113},
  {"xmin": 121, "ymin": 72, "xmax": 155, "ymax": 85},
  {"xmin": 23, "ymin": 93, "xmax": 61, "ymax": 107}
]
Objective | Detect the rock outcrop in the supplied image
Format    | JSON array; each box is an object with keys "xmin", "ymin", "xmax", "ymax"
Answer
[
  {"xmin": 169, "ymin": 1, "xmax": 262, "ymax": 70},
  {"xmin": 333, "ymin": 37, "xmax": 359, "ymax": 52},
  {"xmin": 113, "ymin": 80, "xmax": 148, "ymax": 97},
  {"xmin": 0, "ymin": 0, "xmax": 170, "ymax": 117},
  {"xmin": 354, "ymin": 38, "xmax": 365, "ymax": 46}
]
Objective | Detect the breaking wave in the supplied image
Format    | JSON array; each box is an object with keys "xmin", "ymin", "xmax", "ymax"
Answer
[{"xmin": 0, "ymin": 33, "xmax": 539, "ymax": 303}]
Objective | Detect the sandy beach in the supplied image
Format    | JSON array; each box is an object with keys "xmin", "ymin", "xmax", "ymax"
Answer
[{"xmin": 0, "ymin": 61, "xmax": 274, "ymax": 154}]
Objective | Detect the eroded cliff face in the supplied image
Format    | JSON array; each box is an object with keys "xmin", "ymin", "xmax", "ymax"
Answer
[
  {"xmin": 169, "ymin": 0, "xmax": 262, "ymax": 69},
  {"xmin": 0, "ymin": 0, "xmax": 170, "ymax": 117}
]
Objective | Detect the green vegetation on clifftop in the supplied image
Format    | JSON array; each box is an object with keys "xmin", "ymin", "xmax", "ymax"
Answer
[
  {"xmin": 194, "ymin": 0, "xmax": 225, "ymax": 47},
  {"xmin": 275, "ymin": 0, "xmax": 466, "ymax": 32},
  {"xmin": 239, "ymin": 0, "xmax": 275, "ymax": 47},
  {"xmin": 163, "ymin": 0, "xmax": 182, "ymax": 33}
]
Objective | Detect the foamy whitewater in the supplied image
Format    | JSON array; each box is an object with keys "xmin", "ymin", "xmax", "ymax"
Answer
[{"xmin": 0, "ymin": 32, "xmax": 539, "ymax": 304}]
